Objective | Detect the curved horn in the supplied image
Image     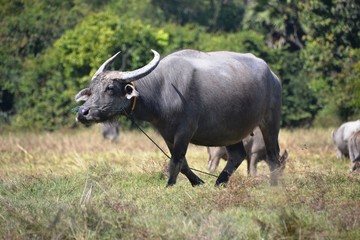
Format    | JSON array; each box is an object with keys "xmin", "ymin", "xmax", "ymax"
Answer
[
  {"xmin": 110, "ymin": 49, "xmax": 160, "ymax": 83},
  {"xmin": 92, "ymin": 51, "xmax": 121, "ymax": 80}
]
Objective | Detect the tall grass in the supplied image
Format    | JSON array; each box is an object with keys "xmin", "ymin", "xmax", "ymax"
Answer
[{"xmin": 0, "ymin": 126, "xmax": 359, "ymax": 239}]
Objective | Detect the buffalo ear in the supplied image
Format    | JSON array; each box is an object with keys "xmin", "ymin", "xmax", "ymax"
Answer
[
  {"xmin": 75, "ymin": 88, "xmax": 91, "ymax": 102},
  {"xmin": 125, "ymin": 84, "xmax": 139, "ymax": 99}
]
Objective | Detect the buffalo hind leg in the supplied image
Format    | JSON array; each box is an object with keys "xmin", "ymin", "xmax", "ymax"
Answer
[
  {"xmin": 259, "ymin": 124, "xmax": 282, "ymax": 185},
  {"xmin": 215, "ymin": 142, "xmax": 246, "ymax": 186}
]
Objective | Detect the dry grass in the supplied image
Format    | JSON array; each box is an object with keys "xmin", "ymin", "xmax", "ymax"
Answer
[
  {"xmin": 0, "ymin": 126, "xmax": 168, "ymax": 179},
  {"xmin": 0, "ymin": 126, "xmax": 359, "ymax": 239}
]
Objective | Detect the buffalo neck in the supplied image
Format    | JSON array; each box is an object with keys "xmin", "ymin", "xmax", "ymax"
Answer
[{"xmin": 130, "ymin": 74, "xmax": 163, "ymax": 125}]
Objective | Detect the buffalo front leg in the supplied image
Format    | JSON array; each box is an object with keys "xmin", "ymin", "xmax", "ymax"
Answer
[
  {"xmin": 166, "ymin": 140, "xmax": 204, "ymax": 187},
  {"xmin": 181, "ymin": 158, "xmax": 205, "ymax": 186},
  {"xmin": 215, "ymin": 142, "xmax": 246, "ymax": 186}
]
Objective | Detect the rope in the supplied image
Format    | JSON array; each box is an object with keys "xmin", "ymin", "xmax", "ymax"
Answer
[
  {"xmin": 72, "ymin": 103, "xmax": 219, "ymax": 178},
  {"xmin": 123, "ymin": 109, "xmax": 218, "ymax": 178}
]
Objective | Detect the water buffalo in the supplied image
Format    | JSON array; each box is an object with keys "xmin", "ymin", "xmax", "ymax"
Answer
[
  {"xmin": 348, "ymin": 131, "xmax": 360, "ymax": 171},
  {"xmin": 75, "ymin": 49, "xmax": 284, "ymax": 186},
  {"xmin": 207, "ymin": 146, "xmax": 228, "ymax": 172},
  {"xmin": 332, "ymin": 120, "xmax": 360, "ymax": 159},
  {"xmin": 102, "ymin": 122, "xmax": 120, "ymax": 143},
  {"xmin": 207, "ymin": 127, "xmax": 288, "ymax": 175}
]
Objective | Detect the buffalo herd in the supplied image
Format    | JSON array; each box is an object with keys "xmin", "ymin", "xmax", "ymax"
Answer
[
  {"xmin": 102, "ymin": 119, "xmax": 360, "ymax": 177},
  {"xmin": 207, "ymin": 120, "xmax": 360, "ymax": 174}
]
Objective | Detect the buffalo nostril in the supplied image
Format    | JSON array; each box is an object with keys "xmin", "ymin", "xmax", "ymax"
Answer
[{"xmin": 79, "ymin": 107, "xmax": 89, "ymax": 116}]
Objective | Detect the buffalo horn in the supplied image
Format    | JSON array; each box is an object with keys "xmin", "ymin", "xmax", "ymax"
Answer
[
  {"xmin": 92, "ymin": 51, "xmax": 122, "ymax": 81},
  {"xmin": 116, "ymin": 49, "xmax": 160, "ymax": 82},
  {"xmin": 92, "ymin": 50, "xmax": 160, "ymax": 83}
]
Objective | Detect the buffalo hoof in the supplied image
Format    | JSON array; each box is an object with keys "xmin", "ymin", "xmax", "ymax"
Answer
[
  {"xmin": 215, "ymin": 171, "xmax": 230, "ymax": 187},
  {"xmin": 269, "ymin": 178, "xmax": 278, "ymax": 186},
  {"xmin": 166, "ymin": 183, "xmax": 175, "ymax": 188},
  {"xmin": 166, "ymin": 179, "xmax": 176, "ymax": 187},
  {"xmin": 191, "ymin": 178, "xmax": 205, "ymax": 187},
  {"xmin": 351, "ymin": 161, "xmax": 360, "ymax": 171},
  {"xmin": 214, "ymin": 182, "xmax": 227, "ymax": 188},
  {"xmin": 270, "ymin": 168, "xmax": 281, "ymax": 186}
]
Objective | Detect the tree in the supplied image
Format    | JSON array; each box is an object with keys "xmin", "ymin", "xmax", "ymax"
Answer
[
  {"xmin": 151, "ymin": 0, "xmax": 246, "ymax": 32},
  {"xmin": 0, "ymin": 0, "xmax": 103, "ymax": 125},
  {"xmin": 299, "ymin": 0, "xmax": 360, "ymax": 121},
  {"xmin": 243, "ymin": 0, "xmax": 305, "ymax": 51}
]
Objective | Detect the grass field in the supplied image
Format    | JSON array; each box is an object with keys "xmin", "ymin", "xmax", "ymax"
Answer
[{"xmin": 0, "ymin": 126, "xmax": 359, "ymax": 239}]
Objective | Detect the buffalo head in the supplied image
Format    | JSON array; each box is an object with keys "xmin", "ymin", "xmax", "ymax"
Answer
[{"xmin": 75, "ymin": 50, "xmax": 160, "ymax": 124}]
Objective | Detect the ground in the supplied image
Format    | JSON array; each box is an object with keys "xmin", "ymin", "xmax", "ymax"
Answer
[{"xmin": 0, "ymin": 126, "xmax": 359, "ymax": 239}]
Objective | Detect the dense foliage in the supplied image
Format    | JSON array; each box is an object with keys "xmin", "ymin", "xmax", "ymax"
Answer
[{"xmin": 1, "ymin": 0, "xmax": 359, "ymax": 130}]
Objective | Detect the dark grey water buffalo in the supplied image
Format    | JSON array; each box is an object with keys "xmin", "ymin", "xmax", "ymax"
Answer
[
  {"xmin": 332, "ymin": 120, "xmax": 360, "ymax": 159},
  {"xmin": 348, "ymin": 131, "xmax": 360, "ymax": 171},
  {"xmin": 207, "ymin": 127, "xmax": 288, "ymax": 175},
  {"xmin": 102, "ymin": 122, "xmax": 120, "ymax": 143},
  {"xmin": 75, "ymin": 49, "xmax": 284, "ymax": 186}
]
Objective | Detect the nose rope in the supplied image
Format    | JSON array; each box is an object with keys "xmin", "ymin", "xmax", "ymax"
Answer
[{"xmin": 122, "ymin": 108, "xmax": 218, "ymax": 178}]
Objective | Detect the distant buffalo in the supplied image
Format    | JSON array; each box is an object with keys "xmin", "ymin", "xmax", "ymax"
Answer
[
  {"xmin": 102, "ymin": 122, "xmax": 120, "ymax": 143},
  {"xmin": 348, "ymin": 131, "xmax": 360, "ymax": 171},
  {"xmin": 332, "ymin": 120, "xmax": 360, "ymax": 159},
  {"xmin": 207, "ymin": 127, "xmax": 288, "ymax": 175}
]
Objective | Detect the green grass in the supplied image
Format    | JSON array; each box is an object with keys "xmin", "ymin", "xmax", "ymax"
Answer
[{"xmin": 1, "ymin": 126, "xmax": 359, "ymax": 239}]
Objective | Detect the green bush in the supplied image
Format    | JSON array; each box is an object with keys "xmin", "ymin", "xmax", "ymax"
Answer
[{"xmin": 14, "ymin": 10, "xmax": 169, "ymax": 130}]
